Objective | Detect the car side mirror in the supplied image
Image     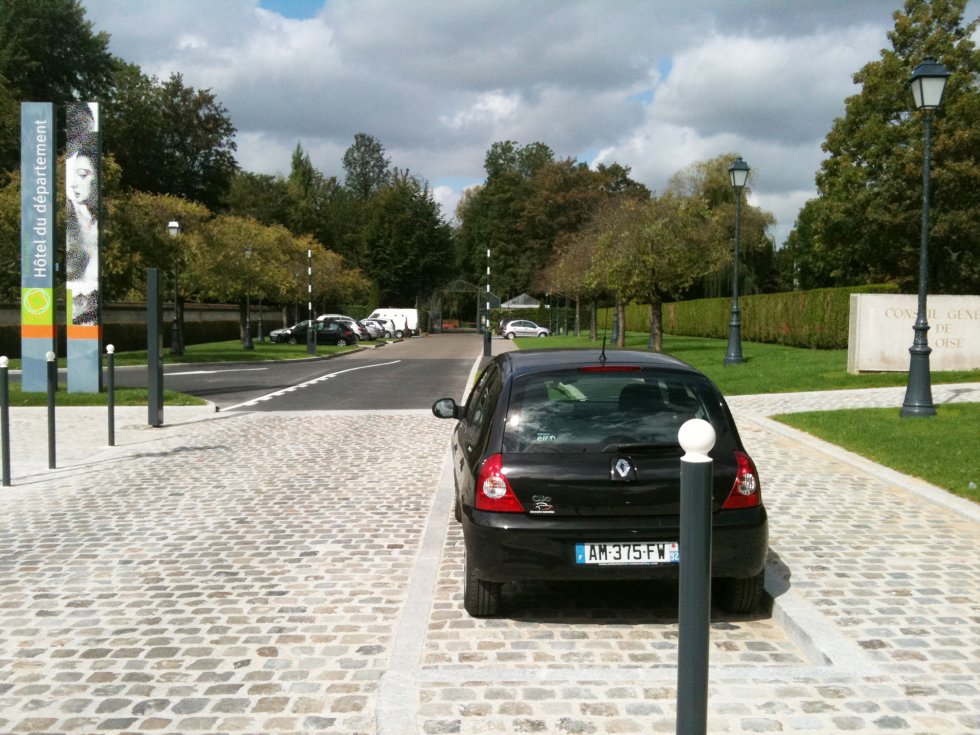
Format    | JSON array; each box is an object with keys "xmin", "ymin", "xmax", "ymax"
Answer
[{"xmin": 432, "ymin": 397, "xmax": 461, "ymax": 420}]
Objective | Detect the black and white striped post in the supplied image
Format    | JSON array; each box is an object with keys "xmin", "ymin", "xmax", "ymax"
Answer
[
  {"xmin": 307, "ymin": 248, "xmax": 316, "ymax": 355},
  {"xmin": 676, "ymin": 418, "xmax": 716, "ymax": 735}
]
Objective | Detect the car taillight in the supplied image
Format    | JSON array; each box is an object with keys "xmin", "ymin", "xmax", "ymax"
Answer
[
  {"xmin": 722, "ymin": 450, "xmax": 761, "ymax": 509},
  {"xmin": 476, "ymin": 454, "xmax": 524, "ymax": 513}
]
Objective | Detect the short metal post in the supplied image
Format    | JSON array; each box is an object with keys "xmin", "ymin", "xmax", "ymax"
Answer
[
  {"xmin": 1, "ymin": 356, "xmax": 10, "ymax": 486},
  {"xmin": 676, "ymin": 418, "xmax": 716, "ymax": 735},
  {"xmin": 147, "ymin": 268, "xmax": 164, "ymax": 427},
  {"xmin": 483, "ymin": 328, "xmax": 491, "ymax": 357},
  {"xmin": 46, "ymin": 351, "xmax": 57, "ymax": 469},
  {"xmin": 106, "ymin": 345, "xmax": 115, "ymax": 446}
]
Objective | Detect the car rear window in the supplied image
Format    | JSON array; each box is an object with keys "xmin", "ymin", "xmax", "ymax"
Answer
[{"xmin": 502, "ymin": 369, "xmax": 725, "ymax": 454}]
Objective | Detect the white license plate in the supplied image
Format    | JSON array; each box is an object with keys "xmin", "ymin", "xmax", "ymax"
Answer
[{"xmin": 575, "ymin": 542, "xmax": 679, "ymax": 565}]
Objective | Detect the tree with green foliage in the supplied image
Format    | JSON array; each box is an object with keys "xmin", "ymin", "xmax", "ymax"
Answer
[
  {"xmin": 102, "ymin": 69, "xmax": 238, "ymax": 210},
  {"xmin": 784, "ymin": 0, "xmax": 979, "ymax": 294},
  {"xmin": 226, "ymin": 170, "xmax": 293, "ymax": 228},
  {"xmin": 667, "ymin": 154, "xmax": 777, "ymax": 298},
  {"xmin": 342, "ymin": 133, "xmax": 391, "ymax": 201},
  {"xmin": 581, "ymin": 195, "xmax": 728, "ymax": 350},
  {"xmin": 0, "ymin": 0, "xmax": 116, "ymax": 172},
  {"xmin": 358, "ymin": 173, "xmax": 454, "ymax": 304}
]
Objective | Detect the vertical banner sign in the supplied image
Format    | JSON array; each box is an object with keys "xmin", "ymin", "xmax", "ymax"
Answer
[
  {"xmin": 20, "ymin": 103, "xmax": 56, "ymax": 392},
  {"xmin": 65, "ymin": 102, "xmax": 102, "ymax": 393}
]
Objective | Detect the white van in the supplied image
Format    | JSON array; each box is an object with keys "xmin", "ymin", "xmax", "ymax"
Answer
[{"xmin": 366, "ymin": 308, "xmax": 419, "ymax": 338}]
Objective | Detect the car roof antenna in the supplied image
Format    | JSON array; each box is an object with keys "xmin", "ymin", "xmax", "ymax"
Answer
[{"xmin": 599, "ymin": 336, "xmax": 607, "ymax": 363}]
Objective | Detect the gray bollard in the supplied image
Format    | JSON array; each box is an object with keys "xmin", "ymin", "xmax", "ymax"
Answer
[
  {"xmin": 1, "ymin": 356, "xmax": 10, "ymax": 486},
  {"xmin": 46, "ymin": 350, "xmax": 56, "ymax": 469},
  {"xmin": 676, "ymin": 418, "xmax": 716, "ymax": 735},
  {"xmin": 483, "ymin": 328, "xmax": 491, "ymax": 357},
  {"xmin": 106, "ymin": 344, "xmax": 115, "ymax": 446}
]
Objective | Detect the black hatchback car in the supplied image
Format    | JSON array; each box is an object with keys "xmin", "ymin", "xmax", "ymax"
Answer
[{"xmin": 432, "ymin": 349, "xmax": 768, "ymax": 617}]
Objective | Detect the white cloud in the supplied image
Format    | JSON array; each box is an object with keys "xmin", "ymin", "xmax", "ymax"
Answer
[
  {"xmin": 441, "ymin": 91, "xmax": 522, "ymax": 131},
  {"xmin": 81, "ymin": 0, "xmax": 949, "ymax": 246}
]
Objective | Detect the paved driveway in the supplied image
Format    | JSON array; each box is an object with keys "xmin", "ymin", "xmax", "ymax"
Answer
[{"xmin": 1, "ymin": 369, "xmax": 977, "ymax": 733}]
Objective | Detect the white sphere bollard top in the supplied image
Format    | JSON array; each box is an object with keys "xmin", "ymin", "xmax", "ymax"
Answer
[
  {"xmin": 678, "ymin": 419, "xmax": 716, "ymax": 463},
  {"xmin": 0, "ymin": 356, "xmax": 7, "ymax": 368},
  {"xmin": 45, "ymin": 351, "xmax": 56, "ymax": 362},
  {"xmin": 106, "ymin": 344, "xmax": 115, "ymax": 354}
]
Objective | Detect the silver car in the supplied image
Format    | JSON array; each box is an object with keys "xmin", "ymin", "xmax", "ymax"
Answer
[{"xmin": 502, "ymin": 319, "xmax": 550, "ymax": 339}]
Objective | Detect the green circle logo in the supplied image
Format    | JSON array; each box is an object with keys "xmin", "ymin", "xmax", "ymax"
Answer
[{"xmin": 23, "ymin": 288, "xmax": 51, "ymax": 315}]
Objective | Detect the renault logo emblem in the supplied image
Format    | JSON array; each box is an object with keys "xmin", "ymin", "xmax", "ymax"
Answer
[{"xmin": 611, "ymin": 457, "xmax": 636, "ymax": 481}]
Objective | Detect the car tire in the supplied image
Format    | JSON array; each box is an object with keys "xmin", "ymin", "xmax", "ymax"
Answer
[
  {"xmin": 537, "ymin": 332, "xmax": 547, "ymax": 337},
  {"xmin": 336, "ymin": 338, "xmax": 349, "ymax": 347},
  {"xmin": 505, "ymin": 332, "xmax": 515, "ymax": 340},
  {"xmin": 714, "ymin": 571, "xmax": 764, "ymax": 614},
  {"xmin": 395, "ymin": 330, "xmax": 404, "ymax": 338},
  {"xmin": 287, "ymin": 337, "xmax": 297, "ymax": 344},
  {"xmin": 384, "ymin": 331, "xmax": 392, "ymax": 338},
  {"xmin": 463, "ymin": 548, "xmax": 501, "ymax": 617}
]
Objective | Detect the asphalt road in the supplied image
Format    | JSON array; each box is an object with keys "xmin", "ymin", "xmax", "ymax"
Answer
[{"xmin": 112, "ymin": 332, "xmax": 484, "ymax": 411}]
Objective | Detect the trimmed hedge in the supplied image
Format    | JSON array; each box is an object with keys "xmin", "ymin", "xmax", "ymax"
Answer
[{"xmin": 599, "ymin": 284, "xmax": 900, "ymax": 349}]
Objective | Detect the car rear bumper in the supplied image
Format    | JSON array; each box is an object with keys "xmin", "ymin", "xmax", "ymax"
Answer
[{"xmin": 462, "ymin": 506, "xmax": 768, "ymax": 583}]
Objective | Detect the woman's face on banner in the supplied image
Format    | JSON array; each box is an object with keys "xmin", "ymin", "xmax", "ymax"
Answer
[{"xmin": 67, "ymin": 152, "xmax": 95, "ymax": 205}]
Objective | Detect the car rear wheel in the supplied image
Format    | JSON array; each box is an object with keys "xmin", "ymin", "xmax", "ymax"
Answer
[
  {"xmin": 287, "ymin": 336, "xmax": 297, "ymax": 344},
  {"xmin": 714, "ymin": 571, "xmax": 764, "ymax": 614},
  {"xmin": 463, "ymin": 548, "xmax": 501, "ymax": 617},
  {"xmin": 537, "ymin": 332, "xmax": 547, "ymax": 337},
  {"xmin": 336, "ymin": 338, "xmax": 350, "ymax": 346},
  {"xmin": 505, "ymin": 332, "xmax": 516, "ymax": 340}
]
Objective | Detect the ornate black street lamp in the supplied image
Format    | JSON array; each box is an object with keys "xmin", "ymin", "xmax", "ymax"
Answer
[
  {"xmin": 243, "ymin": 246, "xmax": 254, "ymax": 350},
  {"xmin": 167, "ymin": 220, "xmax": 183, "ymax": 356},
  {"xmin": 901, "ymin": 57, "xmax": 949, "ymax": 418},
  {"xmin": 724, "ymin": 157, "xmax": 750, "ymax": 366}
]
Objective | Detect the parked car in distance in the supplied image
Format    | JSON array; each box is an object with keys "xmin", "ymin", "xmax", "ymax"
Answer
[
  {"xmin": 271, "ymin": 320, "xmax": 313, "ymax": 344},
  {"xmin": 362, "ymin": 318, "xmax": 394, "ymax": 338},
  {"xmin": 358, "ymin": 319, "xmax": 381, "ymax": 340},
  {"xmin": 432, "ymin": 348, "xmax": 768, "ymax": 617},
  {"xmin": 317, "ymin": 314, "xmax": 371, "ymax": 341},
  {"xmin": 501, "ymin": 319, "xmax": 550, "ymax": 339},
  {"xmin": 315, "ymin": 319, "xmax": 359, "ymax": 346}
]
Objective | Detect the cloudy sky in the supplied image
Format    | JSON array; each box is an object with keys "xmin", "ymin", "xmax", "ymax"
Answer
[{"xmin": 82, "ymin": 0, "xmax": 978, "ymax": 247}]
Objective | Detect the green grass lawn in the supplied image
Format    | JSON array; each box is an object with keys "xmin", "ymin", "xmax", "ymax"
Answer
[
  {"xmin": 774, "ymin": 404, "xmax": 980, "ymax": 503},
  {"xmin": 521, "ymin": 332, "xmax": 980, "ymax": 395},
  {"xmin": 515, "ymin": 331, "xmax": 980, "ymax": 503},
  {"xmin": 1, "ymin": 339, "xmax": 362, "ymax": 406}
]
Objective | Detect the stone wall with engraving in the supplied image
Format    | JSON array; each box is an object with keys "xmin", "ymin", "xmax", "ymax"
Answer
[{"xmin": 847, "ymin": 294, "xmax": 980, "ymax": 373}]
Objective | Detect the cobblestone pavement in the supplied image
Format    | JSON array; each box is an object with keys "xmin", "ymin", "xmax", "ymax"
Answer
[{"xmin": 1, "ymin": 382, "xmax": 978, "ymax": 734}]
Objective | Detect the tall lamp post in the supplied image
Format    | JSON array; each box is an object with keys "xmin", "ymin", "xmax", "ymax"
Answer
[
  {"xmin": 724, "ymin": 157, "xmax": 750, "ymax": 366},
  {"xmin": 901, "ymin": 57, "xmax": 949, "ymax": 418},
  {"xmin": 243, "ymin": 246, "xmax": 254, "ymax": 350},
  {"xmin": 167, "ymin": 221, "xmax": 183, "ymax": 356}
]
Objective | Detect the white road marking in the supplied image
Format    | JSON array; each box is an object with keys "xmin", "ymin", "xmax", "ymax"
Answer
[{"xmin": 222, "ymin": 360, "xmax": 402, "ymax": 411}]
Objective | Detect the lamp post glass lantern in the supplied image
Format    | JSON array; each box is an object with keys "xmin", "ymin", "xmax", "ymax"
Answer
[
  {"xmin": 901, "ymin": 57, "xmax": 949, "ymax": 418},
  {"xmin": 243, "ymin": 246, "xmax": 254, "ymax": 350},
  {"xmin": 167, "ymin": 221, "xmax": 183, "ymax": 356},
  {"xmin": 724, "ymin": 158, "xmax": 750, "ymax": 366}
]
